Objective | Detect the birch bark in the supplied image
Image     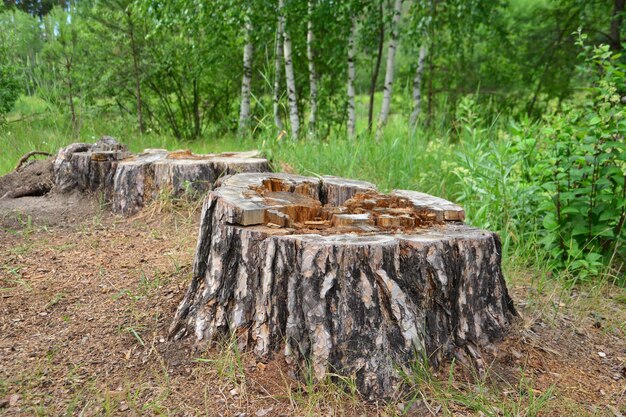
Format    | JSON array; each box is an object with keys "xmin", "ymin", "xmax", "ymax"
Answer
[
  {"xmin": 376, "ymin": 0, "xmax": 403, "ymax": 139},
  {"xmin": 410, "ymin": 45, "xmax": 427, "ymax": 127},
  {"xmin": 306, "ymin": 0, "xmax": 318, "ymax": 135},
  {"xmin": 273, "ymin": 13, "xmax": 284, "ymax": 131},
  {"xmin": 347, "ymin": 15, "xmax": 358, "ymax": 138},
  {"xmin": 238, "ymin": 9, "xmax": 253, "ymax": 134},
  {"xmin": 281, "ymin": 0, "xmax": 300, "ymax": 139}
]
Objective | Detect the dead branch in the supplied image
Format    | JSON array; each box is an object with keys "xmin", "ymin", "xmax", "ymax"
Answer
[{"xmin": 14, "ymin": 151, "xmax": 52, "ymax": 172}]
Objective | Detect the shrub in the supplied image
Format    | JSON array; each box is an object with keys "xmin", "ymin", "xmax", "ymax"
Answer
[
  {"xmin": 535, "ymin": 38, "xmax": 626, "ymax": 282},
  {"xmin": 0, "ymin": 44, "xmax": 20, "ymax": 120}
]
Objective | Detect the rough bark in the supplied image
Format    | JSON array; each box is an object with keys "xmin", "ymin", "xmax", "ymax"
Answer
[
  {"xmin": 112, "ymin": 150, "xmax": 271, "ymax": 215},
  {"xmin": 281, "ymin": 0, "xmax": 300, "ymax": 139},
  {"xmin": 410, "ymin": 45, "xmax": 427, "ymax": 127},
  {"xmin": 170, "ymin": 172, "xmax": 516, "ymax": 400},
  {"xmin": 347, "ymin": 15, "xmax": 358, "ymax": 139},
  {"xmin": 50, "ymin": 137, "xmax": 271, "ymax": 216},
  {"xmin": 53, "ymin": 137, "xmax": 129, "ymax": 196},
  {"xmin": 306, "ymin": 0, "xmax": 318, "ymax": 135},
  {"xmin": 239, "ymin": 8, "xmax": 254, "ymax": 134},
  {"xmin": 273, "ymin": 13, "xmax": 285, "ymax": 131},
  {"xmin": 376, "ymin": 0, "xmax": 403, "ymax": 140}
]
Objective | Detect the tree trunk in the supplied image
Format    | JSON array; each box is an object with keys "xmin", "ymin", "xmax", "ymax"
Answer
[
  {"xmin": 306, "ymin": 0, "xmax": 318, "ymax": 136},
  {"xmin": 170, "ymin": 172, "xmax": 516, "ymax": 400},
  {"xmin": 347, "ymin": 15, "xmax": 358, "ymax": 139},
  {"xmin": 273, "ymin": 13, "xmax": 285, "ymax": 131},
  {"xmin": 376, "ymin": 0, "xmax": 403, "ymax": 140},
  {"xmin": 281, "ymin": 0, "xmax": 300, "ymax": 139},
  {"xmin": 53, "ymin": 137, "xmax": 128, "ymax": 196},
  {"xmin": 410, "ymin": 45, "xmax": 427, "ymax": 128},
  {"xmin": 127, "ymin": 11, "xmax": 144, "ymax": 134},
  {"xmin": 65, "ymin": 56, "xmax": 77, "ymax": 132},
  {"xmin": 368, "ymin": 5, "xmax": 384, "ymax": 134},
  {"xmin": 610, "ymin": 0, "xmax": 625, "ymax": 52},
  {"xmin": 239, "ymin": 8, "xmax": 254, "ymax": 135}
]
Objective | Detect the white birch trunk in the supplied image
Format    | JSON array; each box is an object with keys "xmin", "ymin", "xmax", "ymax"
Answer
[
  {"xmin": 273, "ymin": 14, "xmax": 284, "ymax": 131},
  {"xmin": 306, "ymin": 0, "xmax": 318, "ymax": 135},
  {"xmin": 347, "ymin": 15, "xmax": 358, "ymax": 139},
  {"xmin": 410, "ymin": 45, "xmax": 427, "ymax": 127},
  {"xmin": 376, "ymin": 0, "xmax": 403, "ymax": 139},
  {"xmin": 238, "ymin": 10, "xmax": 253, "ymax": 134},
  {"xmin": 281, "ymin": 0, "xmax": 300, "ymax": 139}
]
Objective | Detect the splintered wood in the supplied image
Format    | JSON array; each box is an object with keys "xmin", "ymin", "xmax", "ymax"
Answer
[
  {"xmin": 214, "ymin": 173, "xmax": 464, "ymax": 234},
  {"xmin": 170, "ymin": 173, "xmax": 516, "ymax": 400},
  {"xmin": 52, "ymin": 138, "xmax": 271, "ymax": 215}
]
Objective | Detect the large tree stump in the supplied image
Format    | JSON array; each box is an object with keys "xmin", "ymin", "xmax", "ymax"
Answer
[{"xmin": 170, "ymin": 173, "xmax": 516, "ymax": 400}]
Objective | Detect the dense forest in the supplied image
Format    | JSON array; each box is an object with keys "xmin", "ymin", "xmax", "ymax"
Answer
[{"xmin": 1, "ymin": 0, "xmax": 625, "ymax": 283}]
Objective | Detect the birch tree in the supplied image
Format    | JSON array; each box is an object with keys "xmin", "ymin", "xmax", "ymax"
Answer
[
  {"xmin": 409, "ymin": 45, "xmax": 427, "ymax": 127},
  {"xmin": 306, "ymin": 0, "xmax": 318, "ymax": 135},
  {"xmin": 238, "ymin": 7, "xmax": 253, "ymax": 134},
  {"xmin": 273, "ymin": 12, "xmax": 284, "ymax": 130},
  {"xmin": 367, "ymin": 2, "xmax": 384, "ymax": 133},
  {"xmin": 347, "ymin": 15, "xmax": 357, "ymax": 138},
  {"xmin": 376, "ymin": 0, "xmax": 403, "ymax": 138},
  {"xmin": 280, "ymin": 0, "xmax": 300, "ymax": 138}
]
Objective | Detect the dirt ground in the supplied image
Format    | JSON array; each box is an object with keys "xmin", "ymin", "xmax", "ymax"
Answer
[{"xmin": 0, "ymin": 197, "xmax": 625, "ymax": 416}]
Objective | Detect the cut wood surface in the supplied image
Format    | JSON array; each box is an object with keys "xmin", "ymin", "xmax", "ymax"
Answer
[{"xmin": 170, "ymin": 172, "xmax": 516, "ymax": 400}]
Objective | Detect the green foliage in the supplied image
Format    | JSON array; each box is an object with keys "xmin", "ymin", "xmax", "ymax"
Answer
[
  {"xmin": 453, "ymin": 104, "xmax": 542, "ymax": 263},
  {"xmin": 0, "ymin": 43, "xmax": 21, "ymax": 120},
  {"xmin": 535, "ymin": 36, "xmax": 626, "ymax": 282},
  {"xmin": 451, "ymin": 40, "xmax": 626, "ymax": 283}
]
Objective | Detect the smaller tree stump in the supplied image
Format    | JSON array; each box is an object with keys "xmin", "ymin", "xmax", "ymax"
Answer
[
  {"xmin": 111, "ymin": 150, "xmax": 271, "ymax": 215},
  {"xmin": 53, "ymin": 137, "xmax": 130, "ymax": 195},
  {"xmin": 50, "ymin": 137, "xmax": 271, "ymax": 215},
  {"xmin": 170, "ymin": 173, "xmax": 516, "ymax": 400}
]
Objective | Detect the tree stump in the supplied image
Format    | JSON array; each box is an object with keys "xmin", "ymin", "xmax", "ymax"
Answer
[
  {"xmin": 50, "ymin": 137, "xmax": 271, "ymax": 215},
  {"xmin": 111, "ymin": 149, "xmax": 271, "ymax": 215},
  {"xmin": 169, "ymin": 173, "xmax": 516, "ymax": 400},
  {"xmin": 53, "ymin": 137, "xmax": 130, "ymax": 195}
]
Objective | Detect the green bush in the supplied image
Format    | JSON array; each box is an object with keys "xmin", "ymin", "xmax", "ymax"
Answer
[
  {"xmin": 0, "ymin": 44, "xmax": 20, "ymax": 120},
  {"xmin": 535, "ymin": 38, "xmax": 626, "ymax": 283},
  {"xmin": 452, "ymin": 41, "xmax": 626, "ymax": 283}
]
